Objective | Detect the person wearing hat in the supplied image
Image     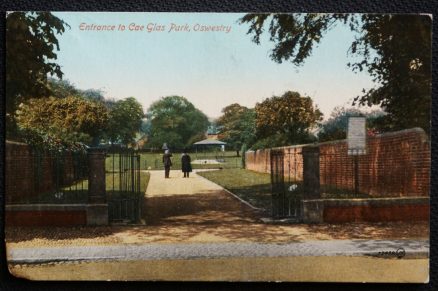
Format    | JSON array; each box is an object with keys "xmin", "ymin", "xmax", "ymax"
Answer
[
  {"xmin": 162, "ymin": 149, "xmax": 173, "ymax": 178},
  {"xmin": 181, "ymin": 148, "xmax": 192, "ymax": 178}
]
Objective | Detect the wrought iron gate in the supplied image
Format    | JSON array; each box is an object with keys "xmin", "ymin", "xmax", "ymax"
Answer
[
  {"xmin": 270, "ymin": 149, "xmax": 302, "ymax": 219},
  {"xmin": 106, "ymin": 148, "xmax": 141, "ymax": 223}
]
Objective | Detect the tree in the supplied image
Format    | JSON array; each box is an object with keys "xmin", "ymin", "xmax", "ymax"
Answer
[
  {"xmin": 207, "ymin": 120, "xmax": 220, "ymax": 136},
  {"xmin": 318, "ymin": 106, "xmax": 386, "ymax": 142},
  {"xmin": 81, "ymin": 89, "xmax": 105, "ymax": 102},
  {"xmin": 48, "ymin": 78, "xmax": 109, "ymax": 104},
  {"xmin": 350, "ymin": 15, "xmax": 431, "ymax": 133},
  {"xmin": 6, "ymin": 12, "xmax": 68, "ymax": 131},
  {"xmin": 216, "ymin": 103, "xmax": 256, "ymax": 156},
  {"xmin": 254, "ymin": 91, "xmax": 322, "ymax": 147},
  {"xmin": 16, "ymin": 96, "xmax": 109, "ymax": 146},
  {"xmin": 106, "ymin": 97, "xmax": 144, "ymax": 146},
  {"xmin": 239, "ymin": 14, "xmax": 431, "ymax": 133},
  {"xmin": 146, "ymin": 96, "xmax": 209, "ymax": 149},
  {"xmin": 47, "ymin": 78, "xmax": 80, "ymax": 99}
]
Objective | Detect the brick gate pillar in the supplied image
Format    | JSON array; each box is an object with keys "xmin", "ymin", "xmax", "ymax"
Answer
[
  {"xmin": 302, "ymin": 146, "xmax": 320, "ymax": 199},
  {"xmin": 87, "ymin": 148, "xmax": 108, "ymax": 225},
  {"xmin": 88, "ymin": 148, "xmax": 106, "ymax": 203},
  {"xmin": 301, "ymin": 145, "xmax": 323, "ymax": 223}
]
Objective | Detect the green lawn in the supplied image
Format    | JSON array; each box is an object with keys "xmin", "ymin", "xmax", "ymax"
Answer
[
  {"xmin": 35, "ymin": 171, "xmax": 150, "ymax": 204},
  {"xmin": 106, "ymin": 151, "xmax": 243, "ymax": 171},
  {"xmin": 197, "ymin": 169, "xmax": 274, "ymax": 211},
  {"xmin": 198, "ymin": 169, "xmax": 370, "ymax": 212}
]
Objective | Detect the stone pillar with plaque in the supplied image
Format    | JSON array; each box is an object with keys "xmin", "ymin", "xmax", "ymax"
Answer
[{"xmin": 347, "ymin": 117, "xmax": 367, "ymax": 194}]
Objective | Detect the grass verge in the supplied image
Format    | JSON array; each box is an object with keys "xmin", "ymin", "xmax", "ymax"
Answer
[
  {"xmin": 198, "ymin": 169, "xmax": 371, "ymax": 212},
  {"xmin": 197, "ymin": 169, "xmax": 272, "ymax": 210}
]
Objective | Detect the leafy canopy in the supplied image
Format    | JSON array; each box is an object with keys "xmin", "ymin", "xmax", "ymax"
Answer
[
  {"xmin": 239, "ymin": 14, "xmax": 431, "ymax": 133},
  {"xmin": 146, "ymin": 96, "xmax": 209, "ymax": 149},
  {"xmin": 216, "ymin": 103, "xmax": 256, "ymax": 155},
  {"xmin": 106, "ymin": 97, "xmax": 145, "ymax": 145},
  {"xmin": 16, "ymin": 96, "xmax": 109, "ymax": 147},
  {"xmin": 254, "ymin": 91, "xmax": 322, "ymax": 147},
  {"xmin": 6, "ymin": 12, "xmax": 68, "ymax": 118}
]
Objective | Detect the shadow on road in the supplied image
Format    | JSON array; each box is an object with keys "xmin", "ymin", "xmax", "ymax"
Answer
[{"xmin": 143, "ymin": 190, "xmax": 259, "ymax": 225}]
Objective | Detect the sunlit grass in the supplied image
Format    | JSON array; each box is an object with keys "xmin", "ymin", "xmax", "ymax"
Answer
[
  {"xmin": 198, "ymin": 169, "xmax": 370, "ymax": 212},
  {"xmin": 35, "ymin": 172, "xmax": 150, "ymax": 204},
  {"xmin": 106, "ymin": 151, "xmax": 242, "ymax": 170},
  {"xmin": 198, "ymin": 169, "xmax": 273, "ymax": 210}
]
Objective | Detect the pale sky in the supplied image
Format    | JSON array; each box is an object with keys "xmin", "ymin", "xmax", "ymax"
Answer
[{"xmin": 53, "ymin": 12, "xmax": 376, "ymax": 120}]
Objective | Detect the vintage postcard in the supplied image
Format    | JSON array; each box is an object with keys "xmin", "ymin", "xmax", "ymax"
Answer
[{"xmin": 4, "ymin": 12, "xmax": 431, "ymax": 282}]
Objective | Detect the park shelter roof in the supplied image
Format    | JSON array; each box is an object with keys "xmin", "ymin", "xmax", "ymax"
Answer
[{"xmin": 193, "ymin": 139, "xmax": 227, "ymax": 145}]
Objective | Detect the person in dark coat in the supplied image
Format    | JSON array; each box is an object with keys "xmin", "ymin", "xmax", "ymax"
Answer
[
  {"xmin": 181, "ymin": 148, "xmax": 192, "ymax": 178},
  {"xmin": 162, "ymin": 149, "xmax": 173, "ymax": 178}
]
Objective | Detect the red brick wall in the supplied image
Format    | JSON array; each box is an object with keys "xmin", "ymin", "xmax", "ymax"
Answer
[
  {"xmin": 5, "ymin": 210, "xmax": 87, "ymax": 226},
  {"xmin": 245, "ymin": 128, "xmax": 430, "ymax": 197},
  {"xmin": 5, "ymin": 141, "xmax": 84, "ymax": 203},
  {"xmin": 245, "ymin": 145, "xmax": 304, "ymax": 179},
  {"xmin": 323, "ymin": 204, "xmax": 429, "ymax": 223},
  {"xmin": 6, "ymin": 142, "xmax": 33, "ymax": 203}
]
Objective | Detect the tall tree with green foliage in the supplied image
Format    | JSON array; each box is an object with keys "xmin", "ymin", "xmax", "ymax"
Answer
[
  {"xmin": 254, "ymin": 91, "xmax": 322, "ymax": 148},
  {"xmin": 239, "ymin": 14, "xmax": 431, "ymax": 133},
  {"xmin": 47, "ymin": 78, "xmax": 79, "ymax": 99},
  {"xmin": 6, "ymin": 12, "xmax": 68, "ymax": 133},
  {"xmin": 16, "ymin": 96, "xmax": 109, "ymax": 147},
  {"xmin": 146, "ymin": 96, "xmax": 209, "ymax": 149},
  {"xmin": 216, "ymin": 103, "xmax": 256, "ymax": 156},
  {"xmin": 106, "ymin": 97, "xmax": 144, "ymax": 146},
  {"xmin": 47, "ymin": 78, "xmax": 109, "ymax": 104}
]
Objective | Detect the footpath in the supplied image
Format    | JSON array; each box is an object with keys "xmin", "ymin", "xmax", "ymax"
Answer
[{"xmin": 7, "ymin": 239, "xmax": 429, "ymax": 264}]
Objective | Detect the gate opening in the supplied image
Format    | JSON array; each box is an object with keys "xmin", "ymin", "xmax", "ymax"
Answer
[
  {"xmin": 106, "ymin": 148, "xmax": 142, "ymax": 224},
  {"xmin": 270, "ymin": 149, "xmax": 303, "ymax": 220}
]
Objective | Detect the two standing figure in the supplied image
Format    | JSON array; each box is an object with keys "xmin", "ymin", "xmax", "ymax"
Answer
[{"xmin": 162, "ymin": 148, "xmax": 192, "ymax": 178}]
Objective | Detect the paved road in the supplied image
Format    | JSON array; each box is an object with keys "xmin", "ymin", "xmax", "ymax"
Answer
[{"xmin": 7, "ymin": 239, "xmax": 429, "ymax": 264}]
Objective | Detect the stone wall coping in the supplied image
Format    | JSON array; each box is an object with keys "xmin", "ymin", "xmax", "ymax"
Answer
[
  {"xmin": 246, "ymin": 127, "xmax": 428, "ymax": 152},
  {"xmin": 302, "ymin": 197, "xmax": 429, "ymax": 207},
  {"xmin": 373, "ymin": 127, "xmax": 427, "ymax": 139},
  {"xmin": 6, "ymin": 140, "xmax": 29, "ymax": 146}
]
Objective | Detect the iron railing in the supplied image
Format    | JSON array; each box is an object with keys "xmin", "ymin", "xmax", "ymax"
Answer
[{"xmin": 6, "ymin": 150, "xmax": 88, "ymax": 204}]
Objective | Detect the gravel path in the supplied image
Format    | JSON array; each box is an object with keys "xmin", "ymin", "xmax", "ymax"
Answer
[
  {"xmin": 143, "ymin": 169, "xmax": 261, "ymax": 226},
  {"xmin": 145, "ymin": 169, "xmax": 228, "ymax": 196},
  {"xmin": 7, "ymin": 239, "xmax": 429, "ymax": 264}
]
